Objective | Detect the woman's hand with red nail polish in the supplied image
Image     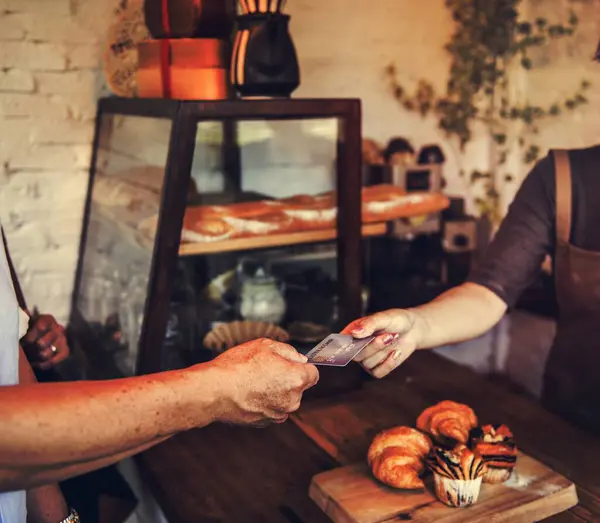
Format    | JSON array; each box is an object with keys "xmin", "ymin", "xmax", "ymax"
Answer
[{"xmin": 341, "ymin": 309, "xmax": 423, "ymax": 378}]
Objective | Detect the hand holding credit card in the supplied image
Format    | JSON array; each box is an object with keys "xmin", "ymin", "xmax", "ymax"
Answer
[{"xmin": 305, "ymin": 333, "xmax": 376, "ymax": 367}]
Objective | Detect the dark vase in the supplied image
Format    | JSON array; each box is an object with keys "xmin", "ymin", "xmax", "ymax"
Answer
[
  {"xmin": 144, "ymin": 0, "xmax": 234, "ymax": 39},
  {"xmin": 231, "ymin": 13, "xmax": 300, "ymax": 98}
]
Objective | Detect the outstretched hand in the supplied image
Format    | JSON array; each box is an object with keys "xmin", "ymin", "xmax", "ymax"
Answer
[
  {"xmin": 209, "ymin": 338, "xmax": 319, "ymax": 427},
  {"xmin": 342, "ymin": 309, "xmax": 420, "ymax": 378}
]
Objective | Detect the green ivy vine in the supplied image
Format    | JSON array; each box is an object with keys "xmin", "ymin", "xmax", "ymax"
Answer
[{"xmin": 386, "ymin": 0, "xmax": 591, "ymax": 223}]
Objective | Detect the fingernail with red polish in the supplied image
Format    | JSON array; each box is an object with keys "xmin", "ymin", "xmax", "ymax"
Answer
[{"xmin": 383, "ymin": 334, "xmax": 396, "ymax": 345}]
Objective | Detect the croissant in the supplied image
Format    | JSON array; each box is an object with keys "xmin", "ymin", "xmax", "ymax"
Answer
[
  {"xmin": 416, "ymin": 401, "xmax": 477, "ymax": 446},
  {"xmin": 367, "ymin": 426, "xmax": 432, "ymax": 490}
]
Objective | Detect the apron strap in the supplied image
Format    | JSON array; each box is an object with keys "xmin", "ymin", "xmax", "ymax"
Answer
[
  {"xmin": 554, "ymin": 149, "xmax": 572, "ymax": 245},
  {"xmin": 1, "ymin": 227, "xmax": 28, "ymax": 312}
]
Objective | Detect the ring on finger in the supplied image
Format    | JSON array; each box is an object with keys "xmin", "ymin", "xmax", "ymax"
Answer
[
  {"xmin": 386, "ymin": 349, "xmax": 404, "ymax": 367},
  {"xmin": 50, "ymin": 345, "xmax": 58, "ymax": 355}
]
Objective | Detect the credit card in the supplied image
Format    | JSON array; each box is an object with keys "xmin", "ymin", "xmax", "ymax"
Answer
[{"xmin": 305, "ymin": 334, "xmax": 376, "ymax": 367}]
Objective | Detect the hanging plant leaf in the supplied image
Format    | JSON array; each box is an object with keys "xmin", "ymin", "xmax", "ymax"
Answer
[
  {"xmin": 493, "ymin": 133, "xmax": 507, "ymax": 145},
  {"xmin": 470, "ymin": 170, "xmax": 485, "ymax": 182},
  {"xmin": 518, "ymin": 22, "xmax": 532, "ymax": 35},
  {"xmin": 521, "ymin": 57, "xmax": 533, "ymax": 69},
  {"xmin": 524, "ymin": 145, "xmax": 541, "ymax": 163},
  {"xmin": 568, "ymin": 10, "xmax": 578, "ymax": 26},
  {"xmin": 487, "ymin": 187, "xmax": 500, "ymax": 199},
  {"xmin": 565, "ymin": 99, "xmax": 577, "ymax": 110}
]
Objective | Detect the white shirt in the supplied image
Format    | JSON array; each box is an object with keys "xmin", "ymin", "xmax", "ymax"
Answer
[{"xmin": 0, "ymin": 232, "xmax": 26, "ymax": 523}]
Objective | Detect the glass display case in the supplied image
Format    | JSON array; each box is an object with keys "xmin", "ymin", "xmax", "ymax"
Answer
[
  {"xmin": 70, "ymin": 97, "xmax": 372, "ymax": 396},
  {"xmin": 69, "ymin": 97, "xmax": 452, "ymax": 396}
]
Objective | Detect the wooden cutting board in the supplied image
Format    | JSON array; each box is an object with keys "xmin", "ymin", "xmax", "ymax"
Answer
[{"xmin": 310, "ymin": 452, "xmax": 578, "ymax": 523}]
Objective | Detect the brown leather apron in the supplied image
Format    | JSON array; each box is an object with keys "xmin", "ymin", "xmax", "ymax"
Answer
[{"xmin": 541, "ymin": 149, "xmax": 600, "ymax": 436}]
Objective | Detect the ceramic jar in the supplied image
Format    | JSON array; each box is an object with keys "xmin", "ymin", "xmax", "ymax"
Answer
[
  {"xmin": 239, "ymin": 268, "xmax": 286, "ymax": 324},
  {"xmin": 231, "ymin": 10, "xmax": 300, "ymax": 98}
]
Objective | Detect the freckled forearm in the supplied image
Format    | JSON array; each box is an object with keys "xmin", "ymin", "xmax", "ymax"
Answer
[
  {"xmin": 0, "ymin": 374, "xmax": 200, "ymax": 466},
  {"xmin": 12, "ymin": 438, "xmax": 168, "ymax": 492},
  {"xmin": 0, "ymin": 361, "xmax": 227, "ymax": 491}
]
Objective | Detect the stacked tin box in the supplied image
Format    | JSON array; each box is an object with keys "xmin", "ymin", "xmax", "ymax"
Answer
[
  {"xmin": 138, "ymin": 0, "xmax": 300, "ymax": 99},
  {"xmin": 138, "ymin": 0, "xmax": 233, "ymax": 99}
]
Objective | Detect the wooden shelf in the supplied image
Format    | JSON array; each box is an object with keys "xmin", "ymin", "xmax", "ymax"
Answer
[{"xmin": 178, "ymin": 222, "xmax": 388, "ymax": 256}]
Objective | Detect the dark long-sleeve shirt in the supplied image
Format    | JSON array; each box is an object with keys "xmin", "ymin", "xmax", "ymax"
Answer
[{"xmin": 468, "ymin": 145, "xmax": 600, "ymax": 307}]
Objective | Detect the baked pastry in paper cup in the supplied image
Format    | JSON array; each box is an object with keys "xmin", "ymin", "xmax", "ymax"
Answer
[{"xmin": 427, "ymin": 444, "xmax": 486, "ymax": 508}]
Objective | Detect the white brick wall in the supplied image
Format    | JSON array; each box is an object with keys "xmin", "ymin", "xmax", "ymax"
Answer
[
  {"xmin": 0, "ymin": 70, "xmax": 35, "ymax": 92},
  {"xmin": 3, "ymin": 0, "xmax": 72, "ymax": 15},
  {"xmin": 0, "ymin": 0, "xmax": 598, "ymax": 325},
  {"xmin": 0, "ymin": 0, "xmax": 116, "ymax": 322}
]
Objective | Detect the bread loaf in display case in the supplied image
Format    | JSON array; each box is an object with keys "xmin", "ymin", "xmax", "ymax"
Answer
[{"xmin": 171, "ymin": 185, "xmax": 450, "ymax": 243}]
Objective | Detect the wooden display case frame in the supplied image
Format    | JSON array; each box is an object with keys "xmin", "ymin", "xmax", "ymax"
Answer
[{"xmin": 70, "ymin": 96, "xmax": 367, "ymax": 392}]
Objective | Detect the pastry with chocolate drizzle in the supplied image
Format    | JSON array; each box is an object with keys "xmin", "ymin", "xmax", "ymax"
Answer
[
  {"xmin": 426, "ymin": 444, "xmax": 487, "ymax": 508},
  {"xmin": 470, "ymin": 424, "xmax": 518, "ymax": 484}
]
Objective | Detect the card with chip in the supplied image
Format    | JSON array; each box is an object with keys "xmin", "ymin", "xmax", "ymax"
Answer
[{"xmin": 305, "ymin": 333, "xmax": 376, "ymax": 367}]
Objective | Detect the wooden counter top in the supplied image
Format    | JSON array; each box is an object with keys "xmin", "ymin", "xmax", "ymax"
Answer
[{"xmin": 136, "ymin": 352, "xmax": 600, "ymax": 523}]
